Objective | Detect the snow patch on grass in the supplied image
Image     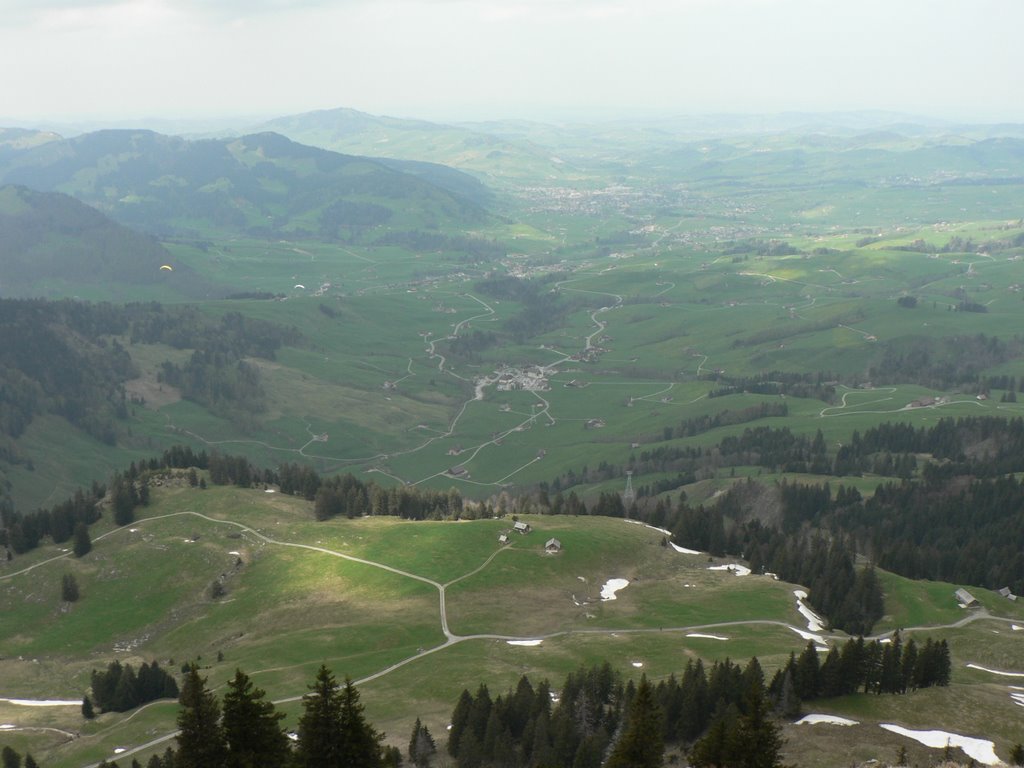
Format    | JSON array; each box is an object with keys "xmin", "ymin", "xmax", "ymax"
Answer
[
  {"xmin": 879, "ymin": 724, "xmax": 1000, "ymax": 765},
  {"xmin": 687, "ymin": 633, "xmax": 729, "ymax": 641},
  {"xmin": 670, "ymin": 542, "xmax": 701, "ymax": 555},
  {"xmin": 793, "ymin": 590, "xmax": 826, "ymax": 634},
  {"xmin": 601, "ymin": 578, "xmax": 629, "ymax": 601},
  {"xmin": 796, "ymin": 714, "xmax": 858, "ymax": 726},
  {"xmin": 789, "ymin": 627, "xmax": 828, "ymax": 645},
  {"xmin": 624, "ymin": 519, "xmax": 671, "ymax": 536},
  {"xmin": 507, "ymin": 639, "xmax": 543, "ymax": 647},
  {"xmin": 966, "ymin": 663, "xmax": 1024, "ymax": 677},
  {"xmin": 708, "ymin": 563, "xmax": 751, "ymax": 576},
  {"xmin": 0, "ymin": 699, "xmax": 80, "ymax": 707}
]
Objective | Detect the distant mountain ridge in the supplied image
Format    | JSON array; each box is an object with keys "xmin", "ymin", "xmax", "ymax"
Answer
[
  {"xmin": 255, "ymin": 106, "xmax": 577, "ymax": 183},
  {"xmin": 0, "ymin": 129, "xmax": 491, "ymax": 239}
]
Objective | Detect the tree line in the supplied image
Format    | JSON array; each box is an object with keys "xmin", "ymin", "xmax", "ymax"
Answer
[
  {"xmin": 445, "ymin": 659, "xmax": 785, "ymax": 768},
  {"xmin": 88, "ymin": 660, "xmax": 180, "ymax": 714},
  {"xmin": 0, "ymin": 446, "xmax": 211, "ymax": 558},
  {"xmin": 87, "ymin": 665, "xmax": 394, "ymax": 768},
  {"xmin": 774, "ymin": 634, "xmax": 950, "ymax": 708},
  {"xmin": 1, "ymin": 447, "xmax": 481, "ymax": 561}
]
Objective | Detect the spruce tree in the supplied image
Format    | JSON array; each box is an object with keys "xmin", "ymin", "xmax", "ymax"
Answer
[
  {"xmin": 690, "ymin": 702, "xmax": 735, "ymax": 768},
  {"xmin": 337, "ymin": 677, "xmax": 384, "ymax": 768},
  {"xmin": 724, "ymin": 661, "xmax": 784, "ymax": 768},
  {"xmin": 294, "ymin": 670, "xmax": 383, "ymax": 768},
  {"xmin": 112, "ymin": 664, "xmax": 139, "ymax": 712},
  {"xmin": 111, "ymin": 476, "xmax": 135, "ymax": 526},
  {"xmin": 61, "ymin": 573, "xmax": 80, "ymax": 602},
  {"xmin": 381, "ymin": 745, "xmax": 402, "ymax": 767},
  {"xmin": 82, "ymin": 695, "xmax": 95, "ymax": 719},
  {"xmin": 295, "ymin": 665, "xmax": 345, "ymax": 767},
  {"xmin": 775, "ymin": 668, "xmax": 801, "ymax": 720},
  {"xmin": 222, "ymin": 668, "xmax": 290, "ymax": 768},
  {"xmin": 176, "ymin": 664, "xmax": 227, "ymax": 768},
  {"xmin": 408, "ymin": 717, "xmax": 436, "ymax": 768},
  {"xmin": 900, "ymin": 638, "xmax": 918, "ymax": 693},
  {"xmin": 22, "ymin": 756, "xmax": 37, "ymax": 768},
  {"xmin": 605, "ymin": 674, "xmax": 664, "ymax": 768},
  {"xmin": 819, "ymin": 647, "xmax": 843, "ymax": 698},
  {"xmin": 794, "ymin": 641, "xmax": 820, "ymax": 699},
  {"xmin": 447, "ymin": 688, "xmax": 474, "ymax": 757},
  {"xmin": 937, "ymin": 640, "xmax": 952, "ymax": 686},
  {"xmin": 1, "ymin": 747, "xmax": 20, "ymax": 768},
  {"xmin": 73, "ymin": 522, "xmax": 92, "ymax": 557}
]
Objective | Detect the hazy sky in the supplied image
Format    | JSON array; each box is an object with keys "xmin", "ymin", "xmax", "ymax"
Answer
[{"xmin": 2, "ymin": 0, "xmax": 1022, "ymax": 124}]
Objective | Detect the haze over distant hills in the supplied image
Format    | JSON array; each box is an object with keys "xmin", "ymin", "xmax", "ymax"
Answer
[
  {"xmin": 0, "ymin": 129, "xmax": 491, "ymax": 239},
  {"xmin": 255, "ymin": 106, "xmax": 576, "ymax": 183},
  {"xmin": 0, "ymin": 184, "xmax": 207, "ymax": 299}
]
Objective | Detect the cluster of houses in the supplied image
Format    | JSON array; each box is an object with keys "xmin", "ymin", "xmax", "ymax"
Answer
[
  {"xmin": 955, "ymin": 586, "xmax": 1018, "ymax": 607},
  {"xmin": 497, "ymin": 521, "xmax": 561, "ymax": 553},
  {"xmin": 494, "ymin": 366, "xmax": 550, "ymax": 392}
]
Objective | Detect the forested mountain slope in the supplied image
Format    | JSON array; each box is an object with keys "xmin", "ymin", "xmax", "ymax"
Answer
[
  {"xmin": 0, "ymin": 185, "xmax": 207, "ymax": 299},
  {"xmin": 0, "ymin": 129, "xmax": 491, "ymax": 238}
]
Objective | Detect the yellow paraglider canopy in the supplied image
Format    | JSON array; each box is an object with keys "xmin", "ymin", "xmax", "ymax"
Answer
[{"xmin": 160, "ymin": 265, "xmax": 174, "ymax": 271}]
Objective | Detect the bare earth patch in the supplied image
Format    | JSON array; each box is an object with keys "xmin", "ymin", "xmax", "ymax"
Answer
[{"xmin": 125, "ymin": 375, "xmax": 182, "ymax": 409}]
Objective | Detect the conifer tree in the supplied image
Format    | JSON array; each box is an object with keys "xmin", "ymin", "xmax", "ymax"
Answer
[
  {"xmin": 337, "ymin": 677, "xmax": 384, "ymax": 768},
  {"xmin": 900, "ymin": 637, "xmax": 918, "ymax": 693},
  {"xmin": 61, "ymin": 573, "xmax": 80, "ymax": 602},
  {"xmin": 724, "ymin": 659, "xmax": 784, "ymax": 768},
  {"xmin": 447, "ymin": 688, "xmax": 474, "ymax": 757},
  {"xmin": 605, "ymin": 674, "xmax": 664, "ymax": 768},
  {"xmin": 936, "ymin": 639, "xmax": 952, "ymax": 686},
  {"xmin": 1, "ymin": 746, "xmax": 20, "ymax": 768},
  {"xmin": 73, "ymin": 522, "xmax": 92, "ymax": 557},
  {"xmin": 775, "ymin": 668, "xmax": 801, "ymax": 720},
  {"xmin": 112, "ymin": 664, "xmax": 139, "ymax": 713},
  {"xmin": 295, "ymin": 665, "xmax": 345, "ymax": 767},
  {"xmin": 111, "ymin": 476, "xmax": 136, "ymax": 526},
  {"xmin": 679, "ymin": 658, "xmax": 710, "ymax": 741},
  {"xmin": 382, "ymin": 745, "xmax": 402, "ymax": 767},
  {"xmin": 222, "ymin": 668, "xmax": 290, "ymax": 768},
  {"xmin": 82, "ymin": 694, "xmax": 95, "ymax": 719},
  {"xmin": 690, "ymin": 702, "xmax": 735, "ymax": 768},
  {"xmin": 818, "ymin": 647, "xmax": 843, "ymax": 698},
  {"xmin": 408, "ymin": 717, "xmax": 436, "ymax": 768},
  {"xmin": 294, "ymin": 667, "xmax": 382, "ymax": 768},
  {"xmin": 794, "ymin": 641, "xmax": 820, "ymax": 700},
  {"xmin": 175, "ymin": 664, "xmax": 227, "ymax": 768}
]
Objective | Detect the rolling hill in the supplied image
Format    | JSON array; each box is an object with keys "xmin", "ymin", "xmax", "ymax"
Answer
[
  {"xmin": 0, "ymin": 185, "xmax": 207, "ymax": 299},
  {"xmin": 255, "ymin": 107, "xmax": 580, "ymax": 184},
  {"xmin": 0, "ymin": 129, "xmax": 491, "ymax": 239}
]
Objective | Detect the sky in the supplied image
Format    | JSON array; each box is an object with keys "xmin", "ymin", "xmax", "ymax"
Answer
[{"xmin": 2, "ymin": 0, "xmax": 1023, "ymax": 126}]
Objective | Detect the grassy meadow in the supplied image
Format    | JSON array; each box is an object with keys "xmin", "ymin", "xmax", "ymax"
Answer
[{"xmin": 3, "ymin": 484, "xmax": 1024, "ymax": 766}]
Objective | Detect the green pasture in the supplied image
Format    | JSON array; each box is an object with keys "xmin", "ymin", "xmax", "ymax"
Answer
[
  {"xmin": 16, "ymin": 199, "xmax": 1024, "ymax": 509},
  {"xmin": 5, "ymin": 486, "xmax": 1024, "ymax": 767}
]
